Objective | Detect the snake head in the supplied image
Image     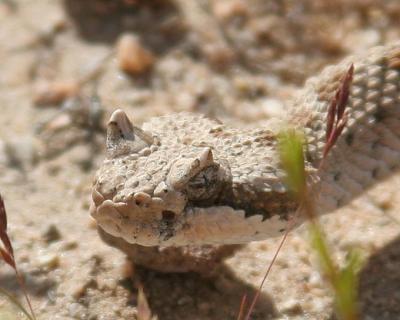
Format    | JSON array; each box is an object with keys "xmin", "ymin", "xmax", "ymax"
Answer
[
  {"xmin": 91, "ymin": 110, "xmax": 233, "ymax": 246},
  {"xmin": 92, "ymin": 43, "xmax": 400, "ymax": 248}
]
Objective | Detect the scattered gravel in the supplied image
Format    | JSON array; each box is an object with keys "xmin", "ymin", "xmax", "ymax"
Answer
[{"xmin": 0, "ymin": 1, "xmax": 399, "ymax": 319}]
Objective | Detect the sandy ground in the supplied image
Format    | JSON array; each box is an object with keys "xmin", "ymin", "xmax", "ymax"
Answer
[{"xmin": 0, "ymin": 0, "xmax": 400, "ymax": 319}]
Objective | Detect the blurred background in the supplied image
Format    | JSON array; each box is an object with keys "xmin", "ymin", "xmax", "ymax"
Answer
[{"xmin": 0, "ymin": 1, "xmax": 400, "ymax": 319}]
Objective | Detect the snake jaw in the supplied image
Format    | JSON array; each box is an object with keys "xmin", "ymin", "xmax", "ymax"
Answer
[
  {"xmin": 91, "ymin": 193, "xmax": 297, "ymax": 246},
  {"xmin": 90, "ymin": 192, "xmax": 185, "ymax": 246}
]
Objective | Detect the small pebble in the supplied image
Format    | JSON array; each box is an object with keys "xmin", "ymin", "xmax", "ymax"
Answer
[
  {"xmin": 33, "ymin": 81, "xmax": 79, "ymax": 106},
  {"xmin": 96, "ymin": 275, "xmax": 118, "ymax": 291},
  {"xmin": 68, "ymin": 302, "xmax": 87, "ymax": 318},
  {"xmin": 61, "ymin": 240, "xmax": 78, "ymax": 250},
  {"xmin": 37, "ymin": 253, "xmax": 60, "ymax": 270},
  {"xmin": 203, "ymin": 43, "xmax": 236, "ymax": 70},
  {"xmin": 39, "ymin": 114, "xmax": 71, "ymax": 133},
  {"xmin": 213, "ymin": 0, "xmax": 248, "ymax": 21},
  {"xmin": 42, "ymin": 224, "xmax": 62, "ymax": 243},
  {"xmin": 65, "ymin": 277, "xmax": 96, "ymax": 300},
  {"xmin": 261, "ymin": 98, "xmax": 285, "ymax": 118},
  {"xmin": 117, "ymin": 34, "xmax": 155, "ymax": 75},
  {"xmin": 4, "ymin": 137, "xmax": 38, "ymax": 170},
  {"xmin": 280, "ymin": 298, "xmax": 303, "ymax": 315}
]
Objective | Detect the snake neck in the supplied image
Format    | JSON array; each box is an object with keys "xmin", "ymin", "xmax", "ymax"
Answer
[{"xmin": 287, "ymin": 43, "xmax": 400, "ymax": 213}]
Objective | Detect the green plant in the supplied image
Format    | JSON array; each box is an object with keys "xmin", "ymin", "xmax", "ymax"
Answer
[
  {"xmin": 279, "ymin": 128, "xmax": 362, "ymax": 320},
  {"xmin": 239, "ymin": 64, "xmax": 361, "ymax": 320}
]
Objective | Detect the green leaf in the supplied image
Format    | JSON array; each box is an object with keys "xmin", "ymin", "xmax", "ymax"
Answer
[
  {"xmin": 277, "ymin": 129, "xmax": 306, "ymax": 200},
  {"xmin": 334, "ymin": 250, "xmax": 363, "ymax": 320},
  {"xmin": 278, "ymin": 127, "xmax": 361, "ymax": 320},
  {"xmin": 309, "ymin": 222, "xmax": 336, "ymax": 279}
]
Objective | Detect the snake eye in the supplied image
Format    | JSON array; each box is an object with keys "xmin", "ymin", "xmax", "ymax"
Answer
[{"xmin": 186, "ymin": 165, "xmax": 221, "ymax": 202}]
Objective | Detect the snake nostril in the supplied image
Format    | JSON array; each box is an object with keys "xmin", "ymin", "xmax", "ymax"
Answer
[{"xmin": 162, "ymin": 210, "xmax": 176, "ymax": 221}]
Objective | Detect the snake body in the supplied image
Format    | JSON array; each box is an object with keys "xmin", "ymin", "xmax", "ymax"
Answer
[{"xmin": 91, "ymin": 42, "xmax": 400, "ymax": 248}]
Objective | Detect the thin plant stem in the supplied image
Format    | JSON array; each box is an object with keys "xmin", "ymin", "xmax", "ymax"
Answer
[
  {"xmin": 244, "ymin": 208, "xmax": 301, "ymax": 320},
  {"xmin": 0, "ymin": 286, "xmax": 34, "ymax": 320},
  {"xmin": 15, "ymin": 269, "xmax": 36, "ymax": 320},
  {"xmin": 237, "ymin": 294, "xmax": 247, "ymax": 320}
]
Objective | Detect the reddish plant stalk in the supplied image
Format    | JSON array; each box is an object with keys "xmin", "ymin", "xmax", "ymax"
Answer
[
  {"xmin": 240, "ymin": 63, "xmax": 354, "ymax": 320},
  {"xmin": 323, "ymin": 64, "xmax": 354, "ymax": 160},
  {"xmin": 0, "ymin": 194, "xmax": 36, "ymax": 320}
]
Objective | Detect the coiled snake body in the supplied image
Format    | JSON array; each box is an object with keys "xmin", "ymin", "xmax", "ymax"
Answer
[{"xmin": 90, "ymin": 43, "xmax": 400, "ymax": 270}]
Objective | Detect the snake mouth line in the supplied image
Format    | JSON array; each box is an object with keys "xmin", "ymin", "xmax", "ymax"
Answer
[{"xmin": 91, "ymin": 191, "xmax": 297, "ymax": 246}]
